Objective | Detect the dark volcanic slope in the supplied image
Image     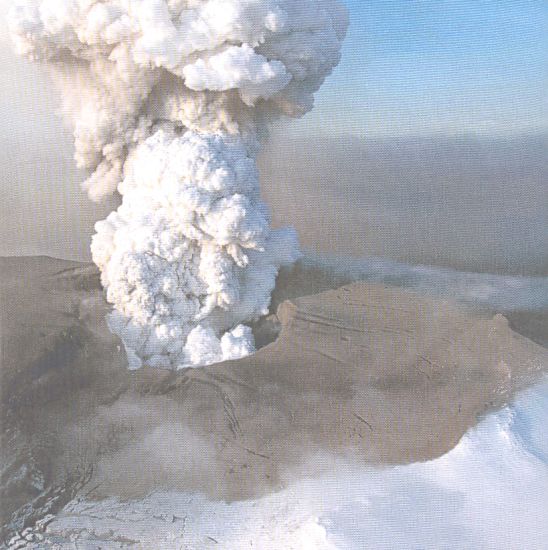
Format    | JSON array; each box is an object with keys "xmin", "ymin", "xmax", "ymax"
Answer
[
  {"xmin": 0, "ymin": 257, "xmax": 129, "ymax": 540},
  {"xmin": 1, "ymin": 256, "xmax": 546, "ymax": 543}
]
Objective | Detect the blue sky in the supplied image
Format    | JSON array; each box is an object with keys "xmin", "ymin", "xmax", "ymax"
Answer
[{"xmin": 294, "ymin": 0, "xmax": 546, "ymax": 137}]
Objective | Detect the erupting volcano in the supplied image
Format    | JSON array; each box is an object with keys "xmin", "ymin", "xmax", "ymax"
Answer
[{"xmin": 9, "ymin": 0, "xmax": 348, "ymax": 369}]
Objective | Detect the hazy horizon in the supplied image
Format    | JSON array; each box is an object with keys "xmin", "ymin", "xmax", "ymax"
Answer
[{"xmin": 2, "ymin": 131, "xmax": 546, "ymax": 277}]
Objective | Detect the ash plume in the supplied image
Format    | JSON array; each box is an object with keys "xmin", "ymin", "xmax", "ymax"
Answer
[{"xmin": 9, "ymin": 0, "xmax": 348, "ymax": 369}]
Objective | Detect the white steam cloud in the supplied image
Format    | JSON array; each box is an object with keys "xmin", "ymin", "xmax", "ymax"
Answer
[{"xmin": 9, "ymin": 0, "xmax": 348, "ymax": 369}]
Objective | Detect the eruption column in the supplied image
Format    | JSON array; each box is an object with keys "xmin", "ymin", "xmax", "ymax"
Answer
[
  {"xmin": 9, "ymin": 0, "xmax": 348, "ymax": 369},
  {"xmin": 92, "ymin": 128, "xmax": 299, "ymax": 368}
]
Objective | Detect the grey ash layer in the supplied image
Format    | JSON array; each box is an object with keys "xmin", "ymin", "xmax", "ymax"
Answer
[{"xmin": 1, "ymin": 255, "xmax": 546, "ymax": 545}]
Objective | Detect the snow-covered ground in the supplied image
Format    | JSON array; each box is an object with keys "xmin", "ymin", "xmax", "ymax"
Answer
[{"xmin": 14, "ymin": 377, "xmax": 547, "ymax": 550}]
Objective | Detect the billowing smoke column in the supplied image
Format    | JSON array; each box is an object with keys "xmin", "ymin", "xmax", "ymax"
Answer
[{"xmin": 9, "ymin": 0, "xmax": 348, "ymax": 369}]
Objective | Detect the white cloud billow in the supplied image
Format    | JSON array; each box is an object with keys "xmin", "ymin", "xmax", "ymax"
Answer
[{"xmin": 9, "ymin": 0, "xmax": 348, "ymax": 369}]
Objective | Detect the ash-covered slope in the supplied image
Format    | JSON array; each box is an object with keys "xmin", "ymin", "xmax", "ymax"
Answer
[
  {"xmin": 15, "ymin": 379, "xmax": 548, "ymax": 549},
  {"xmin": 1, "ymin": 256, "xmax": 546, "ymax": 545}
]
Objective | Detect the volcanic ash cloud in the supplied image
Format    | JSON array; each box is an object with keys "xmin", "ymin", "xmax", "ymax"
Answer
[{"xmin": 9, "ymin": 0, "xmax": 348, "ymax": 369}]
